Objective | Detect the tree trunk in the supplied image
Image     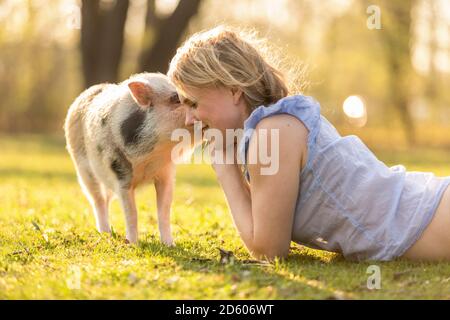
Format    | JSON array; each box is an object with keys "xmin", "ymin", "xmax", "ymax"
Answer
[
  {"xmin": 381, "ymin": 0, "xmax": 417, "ymax": 146},
  {"xmin": 138, "ymin": 0, "xmax": 202, "ymax": 73},
  {"xmin": 80, "ymin": 0, "xmax": 201, "ymax": 87},
  {"xmin": 425, "ymin": 0, "xmax": 438, "ymax": 106},
  {"xmin": 80, "ymin": 0, "xmax": 130, "ymax": 88}
]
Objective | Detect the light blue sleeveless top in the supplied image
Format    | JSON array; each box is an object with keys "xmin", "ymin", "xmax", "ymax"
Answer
[{"xmin": 237, "ymin": 95, "xmax": 450, "ymax": 261}]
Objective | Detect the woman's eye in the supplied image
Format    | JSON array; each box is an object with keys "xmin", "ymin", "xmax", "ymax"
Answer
[{"xmin": 191, "ymin": 102, "xmax": 198, "ymax": 109}]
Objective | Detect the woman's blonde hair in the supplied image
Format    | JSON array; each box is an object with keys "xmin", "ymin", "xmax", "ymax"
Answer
[{"xmin": 168, "ymin": 25, "xmax": 304, "ymax": 111}]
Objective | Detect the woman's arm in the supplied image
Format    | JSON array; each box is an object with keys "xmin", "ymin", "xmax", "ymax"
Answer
[{"xmin": 212, "ymin": 114, "xmax": 308, "ymax": 260}]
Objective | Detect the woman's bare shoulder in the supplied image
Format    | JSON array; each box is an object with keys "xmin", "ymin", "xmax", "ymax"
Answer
[
  {"xmin": 254, "ymin": 113, "xmax": 309, "ymax": 137},
  {"xmin": 251, "ymin": 113, "xmax": 309, "ymax": 172}
]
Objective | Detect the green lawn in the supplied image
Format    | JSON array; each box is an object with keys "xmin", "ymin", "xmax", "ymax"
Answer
[{"xmin": 1, "ymin": 134, "xmax": 450, "ymax": 299}]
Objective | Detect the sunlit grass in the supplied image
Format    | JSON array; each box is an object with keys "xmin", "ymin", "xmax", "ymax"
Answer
[{"xmin": 0, "ymin": 134, "xmax": 450, "ymax": 299}]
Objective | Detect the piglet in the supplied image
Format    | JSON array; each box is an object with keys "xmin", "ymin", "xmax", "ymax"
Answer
[{"xmin": 64, "ymin": 73, "xmax": 195, "ymax": 245}]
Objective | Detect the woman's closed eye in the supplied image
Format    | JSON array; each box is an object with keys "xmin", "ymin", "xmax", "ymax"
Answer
[{"xmin": 182, "ymin": 98, "xmax": 198, "ymax": 109}]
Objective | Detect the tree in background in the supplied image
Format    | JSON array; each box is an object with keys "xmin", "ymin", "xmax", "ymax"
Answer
[
  {"xmin": 80, "ymin": 0, "xmax": 202, "ymax": 88},
  {"xmin": 379, "ymin": 0, "xmax": 417, "ymax": 146},
  {"xmin": 81, "ymin": 0, "xmax": 130, "ymax": 87},
  {"xmin": 0, "ymin": 0, "xmax": 79, "ymax": 132},
  {"xmin": 0, "ymin": 0, "xmax": 448, "ymax": 142},
  {"xmin": 138, "ymin": 0, "xmax": 202, "ymax": 73}
]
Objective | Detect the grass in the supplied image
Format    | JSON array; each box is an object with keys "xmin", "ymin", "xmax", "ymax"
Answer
[{"xmin": 1, "ymin": 134, "xmax": 450, "ymax": 299}]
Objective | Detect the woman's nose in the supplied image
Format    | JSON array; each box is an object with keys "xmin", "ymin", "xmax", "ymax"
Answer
[{"xmin": 185, "ymin": 108, "xmax": 198, "ymax": 126}]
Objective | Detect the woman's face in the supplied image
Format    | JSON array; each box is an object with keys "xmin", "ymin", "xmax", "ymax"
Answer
[{"xmin": 180, "ymin": 86, "xmax": 249, "ymax": 135}]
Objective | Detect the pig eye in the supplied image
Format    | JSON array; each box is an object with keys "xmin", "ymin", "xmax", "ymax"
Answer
[{"xmin": 169, "ymin": 93, "xmax": 180, "ymax": 105}]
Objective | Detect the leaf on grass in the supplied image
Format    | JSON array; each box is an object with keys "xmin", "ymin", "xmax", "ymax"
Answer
[
  {"xmin": 11, "ymin": 250, "xmax": 25, "ymax": 255},
  {"xmin": 231, "ymin": 274, "xmax": 241, "ymax": 282},
  {"xmin": 128, "ymin": 273, "xmax": 139, "ymax": 286},
  {"xmin": 326, "ymin": 292, "xmax": 348, "ymax": 300},
  {"xmin": 32, "ymin": 221, "xmax": 41, "ymax": 231},
  {"xmin": 32, "ymin": 221, "xmax": 49, "ymax": 243},
  {"xmin": 218, "ymin": 248, "xmax": 235, "ymax": 265},
  {"xmin": 166, "ymin": 275, "xmax": 180, "ymax": 285},
  {"xmin": 241, "ymin": 259, "xmax": 272, "ymax": 266},
  {"xmin": 191, "ymin": 257, "xmax": 213, "ymax": 263},
  {"xmin": 110, "ymin": 226, "xmax": 118, "ymax": 239},
  {"xmin": 393, "ymin": 269, "xmax": 412, "ymax": 280}
]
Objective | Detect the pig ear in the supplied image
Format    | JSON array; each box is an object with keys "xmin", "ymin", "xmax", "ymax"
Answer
[{"xmin": 128, "ymin": 81, "xmax": 154, "ymax": 108}]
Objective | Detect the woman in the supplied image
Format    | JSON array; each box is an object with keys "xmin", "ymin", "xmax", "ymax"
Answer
[{"xmin": 167, "ymin": 26, "xmax": 450, "ymax": 262}]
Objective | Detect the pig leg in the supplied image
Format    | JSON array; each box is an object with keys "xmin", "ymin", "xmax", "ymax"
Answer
[
  {"xmin": 154, "ymin": 164, "xmax": 176, "ymax": 246},
  {"xmin": 117, "ymin": 187, "xmax": 139, "ymax": 244},
  {"xmin": 76, "ymin": 165, "xmax": 111, "ymax": 233},
  {"xmin": 108, "ymin": 148, "xmax": 137, "ymax": 243}
]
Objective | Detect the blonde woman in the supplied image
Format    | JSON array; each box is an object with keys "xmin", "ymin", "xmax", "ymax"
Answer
[{"xmin": 167, "ymin": 26, "xmax": 450, "ymax": 262}]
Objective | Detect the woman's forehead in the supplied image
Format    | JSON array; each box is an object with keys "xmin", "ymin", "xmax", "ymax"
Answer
[
  {"xmin": 182, "ymin": 85, "xmax": 228, "ymax": 101},
  {"xmin": 176, "ymin": 85, "xmax": 201, "ymax": 103},
  {"xmin": 178, "ymin": 85, "xmax": 218, "ymax": 104}
]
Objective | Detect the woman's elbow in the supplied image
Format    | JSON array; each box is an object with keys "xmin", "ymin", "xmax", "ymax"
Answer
[{"xmin": 248, "ymin": 244, "xmax": 290, "ymax": 261}]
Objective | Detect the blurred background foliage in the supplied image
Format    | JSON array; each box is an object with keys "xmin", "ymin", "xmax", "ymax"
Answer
[{"xmin": 0, "ymin": 0, "xmax": 449, "ymax": 149}]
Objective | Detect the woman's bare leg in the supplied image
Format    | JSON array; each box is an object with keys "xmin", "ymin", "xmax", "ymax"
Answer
[{"xmin": 401, "ymin": 185, "xmax": 450, "ymax": 261}]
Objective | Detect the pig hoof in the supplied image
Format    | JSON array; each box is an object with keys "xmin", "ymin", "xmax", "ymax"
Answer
[
  {"xmin": 125, "ymin": 238, "xmax": 138, "ymax": 245},
  {"xmin": 161, "ymin": 237, "xmax": 175, "ymax": 247}
]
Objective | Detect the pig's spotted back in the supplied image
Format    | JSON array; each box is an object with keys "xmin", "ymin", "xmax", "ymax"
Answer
[{"xmin": 121, "ymin": 106, "xmax": 147, "ymax": 146}]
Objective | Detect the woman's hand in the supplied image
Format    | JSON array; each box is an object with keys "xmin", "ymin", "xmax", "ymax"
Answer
[{"xmin": 206, "ymin": 138, "xmax": 239, "ymax": 176}]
